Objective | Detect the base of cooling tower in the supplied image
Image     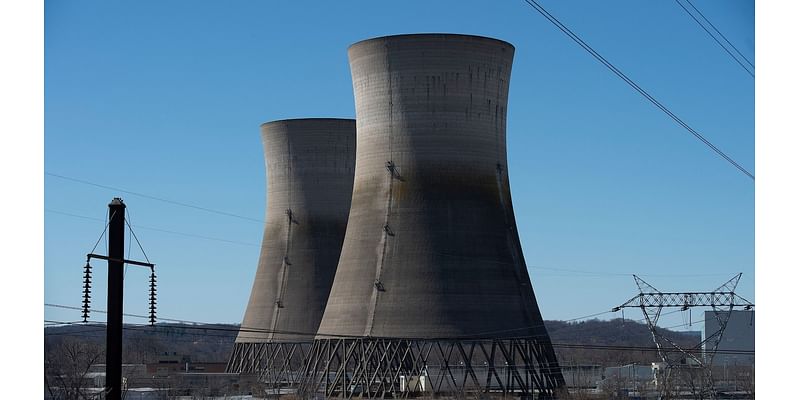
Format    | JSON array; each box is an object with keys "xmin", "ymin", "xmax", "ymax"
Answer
[
  {"xmin": 226, "ymin": 341, "xmax": 312, "ymax": 390},
  {"xmin": 298, "ymin": 337, "xmax": 566, "ymax": 399}
]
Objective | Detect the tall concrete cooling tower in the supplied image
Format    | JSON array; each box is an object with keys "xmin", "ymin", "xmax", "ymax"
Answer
[
  {"xmin": 227, "ymin": 118, "xmax": 355, "ymax": 381},
  {"xmin": 302, "ymin": 34, "xmax": 564, "ymax": 398},
  {"xmin": 321, "ymin": 34, "xmax": 552, "ymax": 339}
]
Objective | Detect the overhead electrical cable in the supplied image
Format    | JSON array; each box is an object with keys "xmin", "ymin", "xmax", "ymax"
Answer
[
  {"xmin": 520, "ymin": 0, "xmax": 754, "ymax": 180},
  {"xmin": 683, "ymin": 0, "xmax": 754, "ymax": 69},
  {"xmin": 45, "ymin": 302, "xmax": 670, "ymax": 342},
  {"xmin": 529, "ymin": 264, "xmax": 740, "ymax": 278},
  {"xmin": 43, "ymin": 319, "xmax": 754, "ymax": 355},
  {"xmin": 124, "ymin": 210, "xmax": 151, "ymax": 264},
  {"xmin": 44, "ymin": 308, "xmax": 725, "ymax": 347},
  {"xmin": 46, "ymin": 303, "xmax": 198, "ymax": 325},
  {"xmin": 50, "ymin": 208, "xmax": 747, "ymax": 280},
  {"xmin": 677, "ymin": 0, "xmax": 754, "ymax": 70},
  {"xmin": 51, "ymin": 209, "xmax": 745, "ymax": 281},
  {"xmin": 46, "ymin": 172, "xmax": 265, "ymax": 223},
  {"xmin": 674, "ymin": 0, "xmax": 754, "ymax": 77},
  {"xmin": 46, "ymin": 209, "xmax": 259, "ymax": 247},
  {"xmin": 87, "ymin": 208, "xmax": 113, "ymax": 255},
  {"xmin": 47, "ymin": 303, "xmax": 609, "ymax": 338}
]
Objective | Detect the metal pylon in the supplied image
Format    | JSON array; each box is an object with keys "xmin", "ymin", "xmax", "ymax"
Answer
[{"xmin": 613, "ymin": 273, "xmax": 754, "ymax": 399}]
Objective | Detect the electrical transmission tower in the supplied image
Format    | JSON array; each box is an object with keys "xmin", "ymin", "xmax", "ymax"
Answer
[{"xmin": 613, "ymin": 273, "xmax": 753, "ymax": 399}]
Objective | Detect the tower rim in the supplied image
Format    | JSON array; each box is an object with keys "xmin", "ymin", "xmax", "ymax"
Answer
[
  {"xmin": 260, "ymin": 118, "xmax": 356, "ymax": 129},
  {"xmin": 347, "ymin": 33, "xmax": 515, "ymax": 52}
]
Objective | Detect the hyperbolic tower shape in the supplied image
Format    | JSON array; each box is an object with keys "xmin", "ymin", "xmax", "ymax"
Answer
[
  {"xmin": 317, "ymin": 34, "xmax": 550, "ymax": 339},
  {"xmin": 302, "ymin": 34, "xmax": 564, "ymax": 398},
  {"xmin": 228, "ymin": 118, "xmax": 355, "ymax": 375}
]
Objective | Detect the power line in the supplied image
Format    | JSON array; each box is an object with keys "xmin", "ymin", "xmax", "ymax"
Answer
[
  {"xmin": 124, "ymin": 209, "xmax": 151, "ymax": 264},
  {"xmin": 674, "ymin": 0, "xmax": 753, "ymax": 77},
  {"xmin": 45, "ymin": 304, "xmax": 316, "ymax": 338},
  {"xmin": 43, "ymin": 301, "xmax": 681, "ymax": 337},
  {"xmin": 551, "ymin": 342, "xmax": 752, "ymax": 355},
  {"xmin": 51, "ymin": 208, "xmax": 747, "ymax": 284},
  {"xmin": 43, "ymin": 319, "xmax": 754, "ymax": 356},
  {"xmin": 662, "ymin": 308, "xmax": 755, "ymax": 331},
  {"xmin": 676, "ymin": 0, "xmax": 754, "ymax": 72},
  {"xmin": 49, "ymin": 207, "xmax": 749, "ymax": 279},
  {"xmin": 88, "ymin": 208, "xmax": 113, "ymax": 255},
  {"xmin": 529, "ymin": 265, "xmax": 740, "ymax": 278},
  {"xmin": 46, "ymin": 172, "xmax": 265, "ymax": 223},
  {"xmin": 684, "ymin": 0, "xmax": 754, "ymax": 69},
  {"xmin": 46, "ymin": 209, "xmax": 259, "ymax": 247},
  {"xmin": 46, "ymin": 317, "xmax": 316, "ymax": 339},
  {"xmin": 520, "ymin": 0, "xmax": 754, "ymax": 180},
  {"xmin": 47, "ymin": 302, "xmax": 607, "ymax": 339},
  {"xmin": 46, "ymin": 303, "xmax": 198, "ymax": 325},
  {"xmin": 43, "ymin": 307, "xmax": 724, "ymax": 348},
  {"xmin": 44, "ymin": 302, "xmax": 673, "ymax": 342}
]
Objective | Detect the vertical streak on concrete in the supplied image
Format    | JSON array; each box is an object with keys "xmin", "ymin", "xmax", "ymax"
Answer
[
  {"xmin": 270, "ymin": 138, "xmax": 293, "ymax": 340},
  {"xmin": 365, "ymin": 50, "xmax": 396, "ymax": 337}
]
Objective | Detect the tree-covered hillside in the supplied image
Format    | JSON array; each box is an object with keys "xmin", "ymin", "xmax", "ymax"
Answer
[{"xmin": 45, "ymin": 318, "xmax": 701, "ymax": 366}]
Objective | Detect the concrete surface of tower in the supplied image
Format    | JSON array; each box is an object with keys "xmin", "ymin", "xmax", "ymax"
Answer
[
  {"xmin": 317, "ymin": 34, "xmax": 551, "ymax": 340},
  {"xmin": 234, "ymin": 118, "xmax": 356, "ymax": 347}
]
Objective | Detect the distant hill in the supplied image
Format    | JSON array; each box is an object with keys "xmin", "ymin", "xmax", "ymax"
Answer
[
  {"xmin": 45, "ymin": 318, "xmax": 700, "ymax": 366},
  {"xmin": 545, "ymin": 318, "xmax": 701, "ymax": 366},
  {"xmin": 45, "ymin": 323, "xmax": 238, "ymax": 363}
]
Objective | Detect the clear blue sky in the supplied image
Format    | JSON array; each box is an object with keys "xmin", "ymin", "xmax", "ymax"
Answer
[{"xmin": 44, "ymin": 0, "xmax": 754, "ymax": 333}]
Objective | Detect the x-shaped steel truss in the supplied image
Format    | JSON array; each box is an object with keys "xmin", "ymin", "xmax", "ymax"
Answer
[
  {"xmin": 613, "ymin": 273, "xmax": 754, "ymax": 399},
  {"xmin": 298, "ymin": 337, "xmax": 565, "ymax": 399}
]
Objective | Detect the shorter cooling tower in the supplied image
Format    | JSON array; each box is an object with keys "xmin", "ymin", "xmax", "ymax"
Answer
[{"xmin": 227, "ymin": 118, "xmax": 356, "ymax": 379}]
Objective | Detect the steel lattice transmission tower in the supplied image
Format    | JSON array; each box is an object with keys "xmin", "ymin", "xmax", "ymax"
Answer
[{"xmin": 613, "ymin": 273, "xmax": 754, "ymax": 399}]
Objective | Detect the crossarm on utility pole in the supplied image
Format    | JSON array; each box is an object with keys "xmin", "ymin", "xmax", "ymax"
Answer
[{"xmin": 87, "ymin": 253, "xmax": 154, "ymax": 268}]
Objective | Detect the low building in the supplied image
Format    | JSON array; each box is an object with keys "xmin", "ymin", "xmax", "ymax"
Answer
[
  {"xmin": 704, "ymin": 310, "xmax": 755, "ymax": 366},
  {"xmin": 560, "ymin": 364, "xmax": 604, "ymax": 389},
  {"xmin": 146, "ymin": 352, "xmax": 227, "ymax": 376},
  {"xmin": 600, "ymin": 363, "xmax": 657, "ymax": 395}
]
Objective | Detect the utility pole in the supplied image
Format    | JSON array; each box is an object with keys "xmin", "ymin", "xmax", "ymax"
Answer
[
  {"xmin": 106, "ymin": 197, "xmax": 126, "ymax": 400},
  {"xmin": 79, "ymin": 197, "xmax": 156, "ymax": 400}
]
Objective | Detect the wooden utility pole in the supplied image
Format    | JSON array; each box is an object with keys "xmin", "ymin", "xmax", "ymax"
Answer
[{"xmin": 105, "ymin": 197, "xmax": 125, "ymax": 400}]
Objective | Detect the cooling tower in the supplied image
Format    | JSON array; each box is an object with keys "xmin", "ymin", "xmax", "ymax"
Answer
[
  {"xmin": 316, "ymin": 34, "xmax": 550, "ymax": 339},
  {"xmin": 227, "ymin": 118, "xmax": 355, "ymax": 375}
]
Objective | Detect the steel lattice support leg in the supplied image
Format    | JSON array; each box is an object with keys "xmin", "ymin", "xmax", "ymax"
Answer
[
  {"xmin": 298, "ymin": 338, "xmax": 565, "ymax": 398},
  {"xmin": 226, "ymin": 341, "xmax": 312, "ymax": 396}
]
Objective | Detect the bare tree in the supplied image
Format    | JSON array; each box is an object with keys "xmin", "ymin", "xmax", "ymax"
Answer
[
  {"xmin": 735, "ymin": 365, "xmax": 755, "ymax": 399},
  {"xmin": 45, "ymin": 338, "xmax": 104, "ymax": 400},
  {"xmin": 599, "ymin": 369, "xmax": 627, "ymax": 399},
  {"xmin": 674, "ymin": 366, "xmax": 708, "ymax": 400},
  {"xmin": 143, "ymin": 375, "xmax": 171, "ymax": 400},
  {"xmin": 126, "ymin": 335, "xmax": 163, "ymax": 364}
]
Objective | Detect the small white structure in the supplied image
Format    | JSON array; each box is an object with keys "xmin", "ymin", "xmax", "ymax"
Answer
[{"xmin": 400, "ymin": 375, "xmax": 428, "ymax": 392}]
